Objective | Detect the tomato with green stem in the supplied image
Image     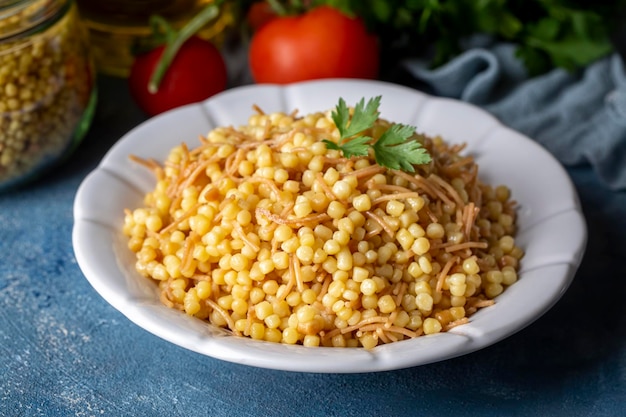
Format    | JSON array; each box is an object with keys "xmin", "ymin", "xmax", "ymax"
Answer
[
  {"xmin": 128, "ymin": 3, "xmax": 228, "ymax": 116},
  {"xmin": 248, "ymin": 5, "xmax": 380, "ymax": 84}
]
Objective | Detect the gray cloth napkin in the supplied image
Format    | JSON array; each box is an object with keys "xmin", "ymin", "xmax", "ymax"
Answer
[{"xmin": 404, "ymin": 43, "xmax": 626, "ymax": 190}]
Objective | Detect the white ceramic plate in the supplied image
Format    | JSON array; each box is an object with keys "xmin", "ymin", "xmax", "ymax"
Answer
[{"xmin": 72, "ymin": 79, "xmax": 586, "ymax": 373}]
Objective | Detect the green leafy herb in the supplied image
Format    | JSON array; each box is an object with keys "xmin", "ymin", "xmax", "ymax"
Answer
[
  {"xmin": 247, "ymin": 0, "xmax": 622, "ymax": 75},
  {"xmin": 372, "ymin": 124, "xmax": 430, "ymax": 172},
  {"xmin": 322, "ymin": 96, "xmax": 431, "ymax": 172}
]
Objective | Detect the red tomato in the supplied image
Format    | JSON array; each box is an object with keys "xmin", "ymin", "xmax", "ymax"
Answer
[
  {"xmin": 129, "ymin": 36, "xmax": 228, "ymax": 116},
  {"xmin": 248, "ymin": 6, "xmax": 379, "ymax": 84}
]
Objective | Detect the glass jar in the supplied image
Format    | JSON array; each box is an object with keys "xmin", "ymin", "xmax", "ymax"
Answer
[
  {"xmin": 0, "ymin": 0, "xmax": 97, "ymax": 191},
  {"xmin": 76, "ymin": 0, "xmax": 237, "ymax": 77}
]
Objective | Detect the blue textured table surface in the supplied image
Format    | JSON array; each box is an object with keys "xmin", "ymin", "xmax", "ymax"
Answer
[{"xmin": 1, "ymin": 75, "xmax": 625, "ymax": 417}]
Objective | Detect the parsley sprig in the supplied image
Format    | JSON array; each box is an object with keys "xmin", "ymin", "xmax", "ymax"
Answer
[
  {"xmin": 259, "ymin": 1, "xmax": 619, "ymax": 76},
  {"xmin": 322, "ymin": 96, "xmax": 431, "ymax": 173}
]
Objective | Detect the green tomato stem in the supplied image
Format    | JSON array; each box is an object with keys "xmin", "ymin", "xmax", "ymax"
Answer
[
  {"xmin": 149, "ymin": 15, "xmax": 177, "ymax": 44},
  {"xmin": 148, "ymin": 0, "xmax": 224, "ymax": 94},
  {"xmin": 266, "ymin": 0, "xmax": 288, "ymax": 16}
]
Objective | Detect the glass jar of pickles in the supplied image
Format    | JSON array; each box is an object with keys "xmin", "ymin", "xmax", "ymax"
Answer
[{"xmin": 0, "ymin": 0, "xmax": 96, "ymax": 191}]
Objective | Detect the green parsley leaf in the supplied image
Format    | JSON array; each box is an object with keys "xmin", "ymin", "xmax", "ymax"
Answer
[
  {"xmin": 372, "ymin": 124, "xmax": 430, "ymax": 173},
  {"xmin": 332, "ymin": 96, "xmax": 381, "ymax": 141},
  {"xmin": 324, "ymin": 96, "xmax": 431, "ymax": 172},
  {"xmin": 310, "ymin": 0, "xmax": 619, "ymax": 75},
  {"xmin": 331, "ymin": 135, "xmax": 372, "ymax": 159}
]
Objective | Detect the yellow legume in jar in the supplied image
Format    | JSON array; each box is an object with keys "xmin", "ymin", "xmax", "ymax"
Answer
[
  {"xmin": 0, "ymin": 2, "xmax": 95, "ymax": 187},
  {"xmin": 123, "ymin": 101, "xmax": 524, "ymax": 349}
]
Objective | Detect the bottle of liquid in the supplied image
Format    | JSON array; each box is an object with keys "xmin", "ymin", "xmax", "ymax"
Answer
[{"xmin": 76, "ymin": 0, "xmax": 236, "ymax": 77}]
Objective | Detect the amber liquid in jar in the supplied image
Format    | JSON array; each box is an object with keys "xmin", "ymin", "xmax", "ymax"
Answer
[
  {"xmin": 0, "ymin": 0, "xmax": 97, "ymax": 190},
  {"xmin": 76, "ymin": 0, "xmax": 236, "ymax": 77}
]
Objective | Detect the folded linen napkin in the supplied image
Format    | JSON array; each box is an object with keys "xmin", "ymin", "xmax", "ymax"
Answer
[{"xmin": 404, "ymin": 43, "xmax": 626, "ymax": 191}]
